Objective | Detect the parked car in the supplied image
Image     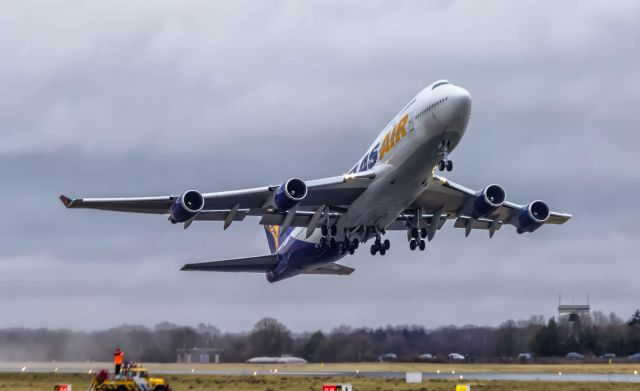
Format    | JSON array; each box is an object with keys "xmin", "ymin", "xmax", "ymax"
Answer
[
  {"xmin": 417, "ymin": 353, "xmax": 434, "ymax": 361},
  {"xmin": 378, "ymin": 353, "xmax": 398, "ymax": 362},
  {"xmin": 517, "ymin": 353, "xmax": 533, "ymax": 362},
  {"xmin": 628, "ymin": 353, "xmax": 640, "ymax": 361},
  {"xmin": 566, "ymin": 352, "xmax": 584, "ymax": 360},
  {"xmin": 602, "ymin": 353, "xmax": 616, "ymax": 361},
  {"xmin": 448, "ymin": 353, "xmax": 465, "ymax": 362}
]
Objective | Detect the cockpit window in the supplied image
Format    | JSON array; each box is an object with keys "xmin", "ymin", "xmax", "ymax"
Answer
[{"xmin": 432, "ymin": 81, "xmax": 450, "ymax": 90}]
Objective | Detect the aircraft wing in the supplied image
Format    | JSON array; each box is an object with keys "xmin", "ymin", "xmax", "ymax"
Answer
[
  {"xmin": 200, "ymin": 174, "xmax": 372, "ymax": 211},
  {"xmin": 181, "ymin": 254, "xmax": 278, "ymax": 273},
  {"xmin": 60, "ymin": 173, "xmax": 374, "ymax": 231},
  {"xmin": 398, "ymin": 175, "xmax": 571, "ymax": 237},
  {"xmin": 59, "ymin": 195, "xmax": 175, "ymax": 214},
  {"xmin": 303, "ymin": 262, "xmax": 355, "ymax": 275}
]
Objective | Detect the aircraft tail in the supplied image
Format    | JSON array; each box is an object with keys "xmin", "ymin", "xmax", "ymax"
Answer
[{"xmin": 264, "ymin": 225, "xmax": 294, "ymax": 254}]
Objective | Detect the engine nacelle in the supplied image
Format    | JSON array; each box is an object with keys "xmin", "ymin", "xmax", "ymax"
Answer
[
  {"xmin": 274, "ymin": 178, "xmax": 307, "ymax": 211},
  {"xmin": 473, "ymin": 184, "xmax": 506, "ymax": 218},
  {"xmin": 517, "ymin": 200, "xmax": 550, "ymax": 233},
  {"xmin": 170, "ymin": 190, "xmax": 204, "ymax": 223}
]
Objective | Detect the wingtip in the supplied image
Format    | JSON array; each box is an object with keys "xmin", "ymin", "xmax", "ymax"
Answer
[{"xmin": 59, "ymin": 195, "xmax": 74, "ymax": 208}]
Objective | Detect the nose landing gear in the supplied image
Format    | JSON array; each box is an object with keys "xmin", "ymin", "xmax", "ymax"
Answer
[{"xmin": 438, "ymin": 140, "xmax": 453, "ymax": 172}]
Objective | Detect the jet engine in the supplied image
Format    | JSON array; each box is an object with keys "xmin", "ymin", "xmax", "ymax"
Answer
[
  {"xmin": 169, "ymin": 190, "xmax": 204, "ymax": 223},
  {"xmin": 274, "ymin": 178, "xmax": 307, "ymax": 211},
  {"xmin": 473, "ymin": 184, "xmax": 506, "ymax": 218},
  {"xmin": 517, "ymin": 200, "xmax": 550, "ymax": 233}
]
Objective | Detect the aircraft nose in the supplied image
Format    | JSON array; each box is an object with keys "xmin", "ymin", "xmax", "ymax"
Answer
[{"xmin": 445, "ymin": 86, "xmax": 471, "ymax": 124}]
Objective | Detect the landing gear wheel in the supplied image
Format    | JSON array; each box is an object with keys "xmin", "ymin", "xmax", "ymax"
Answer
[
  {"xmin": 321, "ymin": 225, "xmax": 328, "ymax": 236},
  {"xmin": 383, "ymin": 239, "xmax": 390, "ymax": 250},
  {"xmin": 329, "ymin": 237, "xmax": 336, "ymax": 247},
  {"xmin": 420, "ymin": 228, "xmax": 427, "ymax": 239},
  {"xmin": 438, "ymin": 160, "xmax": 446, "ymax": 171},
  {"xmin": 379, "ymin": 247, "xmax": 386, "ymax": 256},
  {"xmin": 409, "ymin": 240, "xmax": 417, "ymax": 251},
  {"xmin": 351, "ymin": 239, "xmax": 359, "ymax": 249},
  {"xmin": 349, "ymin": 248, "xmax": 355, "ymax": 255},
  {"xmin": 446, "ymin": 160, "xmax": 453, "ymax": 171},
  {"xmin": 419, "ymin": 240, "xmax": 426, "ymax": 251},
  {"xmin": 330, "ymin": 225, "xmax": 337, "ymax": 236},
  {"xmin": 319, "ymin": 237, "xmax": 327, "ymax": 248},
  {"xmin": 411, "ymin": 227, "xmax": 419, "ymax": 239},
  {"xmin": 370, "ymin": 245, "xmax": 377, "ymax": 256},
  {"xmin": 343, "ymin": 240, "xmax": 350, "ymax": 253}
]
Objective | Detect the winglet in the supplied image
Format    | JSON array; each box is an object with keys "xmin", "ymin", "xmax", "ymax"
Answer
[{"xmin": 59, "ymin": 195, "xmax": 74, "ymax": 208}]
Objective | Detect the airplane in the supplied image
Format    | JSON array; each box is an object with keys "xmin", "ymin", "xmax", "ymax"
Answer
[{"xmin": 60, "ymin": 80, "xmax": 572, "ymax": 282}]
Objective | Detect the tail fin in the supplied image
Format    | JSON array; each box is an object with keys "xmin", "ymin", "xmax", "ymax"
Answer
[{"xmin": 264, "ymin": 225, "xmax": 294, "ymax": 254}]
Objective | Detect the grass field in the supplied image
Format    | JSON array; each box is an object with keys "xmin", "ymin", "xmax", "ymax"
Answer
[
  {"xmin": 1, "ymin": 373, "xmax": 639, "ymax": 391},
  {"xmin": 5, "ymin": 361, "xmax": 640, "ymax": 375}
]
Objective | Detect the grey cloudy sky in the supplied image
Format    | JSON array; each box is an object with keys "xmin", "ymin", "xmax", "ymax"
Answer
[{"xmin": 1, "ymin": 0, "xmax": 639, "ymax": 332}]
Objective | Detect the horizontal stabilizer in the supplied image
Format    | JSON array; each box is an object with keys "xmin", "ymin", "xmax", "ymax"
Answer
[
  {"xmin": 304, "ymin": 262, "xmax": 355, "ymax": 276},
  {"xmin": 181, "ymin": 254, "xmax": 278, "ymax": 273}
]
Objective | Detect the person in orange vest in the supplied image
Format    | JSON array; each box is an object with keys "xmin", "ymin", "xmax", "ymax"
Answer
[{"xmin": 113, "ymin": 348, "xmax": 124, "ymax": 376}]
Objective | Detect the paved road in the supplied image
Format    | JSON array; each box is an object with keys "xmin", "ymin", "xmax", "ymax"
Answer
[{"xmin": 1, "ymin": 366, "xmax": 639, "ymax": 383}]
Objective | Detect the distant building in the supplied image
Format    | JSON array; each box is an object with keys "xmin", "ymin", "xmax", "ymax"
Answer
[
  {"xmin": 558, "ymin": 304, "xmax": 590, "ymax": 322},
  {"xmin": 558, "ymin": 295, "xmax": 590, "ymax": 342},
  {"xmin": 177, "ymin": 347, "xmax": 223, "ymax": 364}
]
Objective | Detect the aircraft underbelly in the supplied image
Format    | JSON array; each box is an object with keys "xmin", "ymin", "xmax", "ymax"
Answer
[{"xmin": 342, "ymin": 119, "xmax": 449, "ymax": 229}]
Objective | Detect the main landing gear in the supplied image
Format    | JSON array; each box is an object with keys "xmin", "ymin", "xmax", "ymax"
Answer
[
  {"xmin": 320, "ymin": 225, "xmax": 391, "ymax": 256},
  {"xmin": 408, "ymin": 227, "xmax": 426, "ymax": 251},
  {"xmin": 438, "ymin": 140, "xmax": 453, "ymax": 172},
  {"xmin": 370, "ymin": 237, "xmax": 390, "ymax": 256},
  {"xmin": 320, "ymin": 224, "xmax": 360, "ymax": 254},
  {"xmin": 343, "ymin": 238, "xmax": 359, "ymax": 255},
  {"xmin": 319, "ymin": 224, "xmax": 337, "ymax": 249}
]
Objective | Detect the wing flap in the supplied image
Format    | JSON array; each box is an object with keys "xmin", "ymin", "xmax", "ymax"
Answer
[
  {"xmin": 454, "ymin": 217, "xmax": 502, "ymax": 230},
  {"xmin": 194, "ymin": 209, "xmax": 249, "ymax": 222},
  {"xmin": 181, "ymin": 254, "xmax": 278, "ymax": 273},
  {"xmin": 386, "ymin": 214, "xmax": 448, "ymax": 230}
]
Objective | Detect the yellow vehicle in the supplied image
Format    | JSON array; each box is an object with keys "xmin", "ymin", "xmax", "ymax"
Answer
[{"xmin": 88, "ymin": 367, "xmax": 171, "ymax": 391}]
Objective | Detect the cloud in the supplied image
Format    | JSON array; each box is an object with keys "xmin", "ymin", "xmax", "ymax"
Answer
[{"xmin": 0, "ymin": 0, "xmax": 638, "ymax": 331}]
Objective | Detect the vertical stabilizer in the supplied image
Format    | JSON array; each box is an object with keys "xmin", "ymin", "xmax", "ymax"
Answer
[{"xmin": 263, "ymin": 225, "xmax": 294, "ymax": 254}]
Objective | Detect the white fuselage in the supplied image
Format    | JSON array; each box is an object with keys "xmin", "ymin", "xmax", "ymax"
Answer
[{"xmin": 287, "ymin": 81, "xmax": 472, "ymax": 246}]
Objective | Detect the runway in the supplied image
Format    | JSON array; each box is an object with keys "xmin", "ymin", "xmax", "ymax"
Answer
[{"xmin": 1, "ymin": 365, "xmax": 639, "ymax": 383}]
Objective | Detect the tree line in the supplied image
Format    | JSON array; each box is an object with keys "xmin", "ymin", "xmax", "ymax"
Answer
[{"xmin": 1, "ymin": 310, "xmax": 639, "ymax": 363}]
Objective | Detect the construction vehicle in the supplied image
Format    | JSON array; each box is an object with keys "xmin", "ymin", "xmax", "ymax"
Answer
[{"xmin": 87, "ymin": 365, "xmax": 171, "ymax": 391}]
